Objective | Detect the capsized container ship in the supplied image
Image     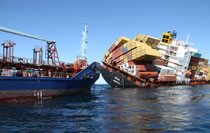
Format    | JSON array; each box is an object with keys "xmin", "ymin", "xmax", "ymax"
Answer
[
  {"xmin": 101, "ymin": 30, "xmax": 210, "ymax": 88},
  {"xmin": 0, "ymin": 25, "xmax": 100, "ymax": 101}
]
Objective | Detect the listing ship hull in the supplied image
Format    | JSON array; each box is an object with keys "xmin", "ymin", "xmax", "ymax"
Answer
[{"xmin": 100, "ymin": 62, "xmax": 210, "ymax": 88}]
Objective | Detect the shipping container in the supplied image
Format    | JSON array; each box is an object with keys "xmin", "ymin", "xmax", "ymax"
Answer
[
  {"xmin": 159, "ymin": 74, "xmax": 176, "ymax": 82},
  {"xmin": 135, "ymin": 64, "xmax": 157, "ymax": 72},
  {"xmin": 191, "ymin": 52, "xmax": 201, "ymax": 58},
  {"xmin": 136, "ymin": 72, "xmax": 158, "ymax": 79},
  {"xmin": 153, "ymin": 59, "xmax": 165, "ymax": 66}
]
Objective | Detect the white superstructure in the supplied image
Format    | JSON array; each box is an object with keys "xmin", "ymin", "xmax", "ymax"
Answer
[{"xmin": 157, "ymin": 31, "xmax": 199, "ymax": 82}]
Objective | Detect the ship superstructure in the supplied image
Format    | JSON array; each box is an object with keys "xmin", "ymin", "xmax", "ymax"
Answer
[{"xmin": 157, "ymin": 31, "xmax": 199, "ymax": 82}]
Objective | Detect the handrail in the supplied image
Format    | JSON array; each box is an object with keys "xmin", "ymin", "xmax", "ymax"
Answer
[{"xmin": 0, "ymin": 69, "xmax": 73, "ymax": 78}]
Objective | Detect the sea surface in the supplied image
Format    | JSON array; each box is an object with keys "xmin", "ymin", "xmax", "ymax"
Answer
[{"xmin": 1, "ymin": 85, "xmax": 210, "ymax": 132}]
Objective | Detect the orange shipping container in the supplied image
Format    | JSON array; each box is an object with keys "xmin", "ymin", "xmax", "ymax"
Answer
[
  {"xmin": 153, "ymin": 59, "xmax": 165, "ymax": 66},
  {"xmin": 137, "ymin": 72, "xmax": 158, "ymax": 79},
  {"xmin": 135, "ymin": 64, "xmax": 157, "ymax": 72},
  {"xmin": 159, "ymin": 74, "xmax": 176, "ymax": 82}
]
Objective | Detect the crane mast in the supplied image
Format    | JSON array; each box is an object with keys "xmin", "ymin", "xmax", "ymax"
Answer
[{"xmin": 81, "ymin": 24, "xmax": 88, "ymax": 60}]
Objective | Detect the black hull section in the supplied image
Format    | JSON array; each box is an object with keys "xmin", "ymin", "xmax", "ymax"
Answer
[
  {"xmin": 100, "ymin": 66, "xmax": 139, "ymax": 88},
  {"xmin": 100, "ymin": 63, "xmax": 210, "ymax": 88}
]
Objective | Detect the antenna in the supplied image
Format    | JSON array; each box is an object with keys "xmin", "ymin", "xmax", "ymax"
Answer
[
  {"xmin": 172, "ymin": 29, "xmax": 177, "ymax": 39},
  {"xmin": 186, "ymin": 34, "xmax": 190, "ymax": 44},
  {"xmin": 81, "ymin": 23, "xmax": 88, "ymax": 60}
]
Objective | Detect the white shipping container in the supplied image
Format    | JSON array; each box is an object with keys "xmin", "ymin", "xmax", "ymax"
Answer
[
  {"xmin": 156, "ymin": 65, "xmax": 175, "ymax": 74},
  {"xmin": 167, "ymin": 62, "xmax": 176, "ymax": 69},
  {"xmin": 198, "ymin": 61, "xmax": 204, "ymax": 66}
]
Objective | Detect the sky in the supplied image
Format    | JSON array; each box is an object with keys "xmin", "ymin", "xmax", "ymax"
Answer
[{"xmin": 0, "ymin": 0, "xmax": 210, "ymax": 84}]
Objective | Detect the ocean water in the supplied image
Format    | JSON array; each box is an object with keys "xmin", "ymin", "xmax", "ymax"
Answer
[{"xmin": 0, "ymin": 85, "xmax": 210, "ymax": 132}]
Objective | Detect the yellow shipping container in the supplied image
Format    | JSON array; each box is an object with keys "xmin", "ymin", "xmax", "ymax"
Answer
[
  {"xmin": 135, "ymin": 41, "xmax": 141, "ymax": 47},
  {"xmin": 154, "ymin": 39, "xmax": 161, "ymax": 44},
  {"xmin": 131, "ymin": 43, "xmax": 136, "ymax": 49},
  {"xmin": 146, "ymin": 37, "xmax": 154, "ymax": 44},
  {"xmin": 132, "ymin": 50, "xmax": 136, "ymax": 56},
  {"xmin": 109, "ymin": 53, "xmax": 112, "ymax": 57},
  {"xmin": 142, "ymin": 35, "xmax": 148, "ymax": 42},
  {"xmin": 136, "ymin": 47, "xmax": 141, "ymax": 51},
  {"xmin": 146, "ymin": 36, "xmax": 160, "ymax": 44},
  {"xmin": 133, "ymin": 47, "xmax": 162, "ymax": 61},
  {"xmin": 108, "ymin": 34, "xmax": 162, "ymax": 63},
  {"xmin": 151, "ymin": 44, "xmax": 158, "ymax": 49},
  {"xmin": 115, "ymin": 40, "xmax": 119, "ymax": 46},
  {"xmin": 203, "ymin": 68, "xmax": 207, "ymax": 72},
  {"xmin": 131, "ymin": 37, "xmax": 137, "ymax": 41},
  {"xmin": 204, "ymin": 59, "xmax": 209, "ymax": 65},
  {"xmin": 123, "ymin": 43, "xmax": 128, "ymax": 48},
  {"xmin": 124, "ymin": 58, "xmax": 128, "ymax": 64},
  {"xmin": 105, "ymin": 51, "xmax": 109, "ymax": 57},
  {"xmin": 115, "ymin": 36, "xmax": 130, "ymax": 47},
  {"xmin": 106, "ymin": 57, "xmax": 110, "ymax": 62},
  {"xmin": 120, "ymin": 55, "xmax": 124, "ymax": 60},
  {"xmin": 191, "ymin": 66, "xmax": 197, "ymax": 70},
  {"xmin": 146, "ymin": 42, "xmax": 152, "ymax": 47},
  {"xmin": 141, "ymin": 42, "xmax": 148, "ymax": 47},
  {"xmin": 137, "ymin": 34, "xmax": 145, "ymax": 41},
  {"xmin": 127, "ymin": 46, "xmax": 131, "ymax": 51}
]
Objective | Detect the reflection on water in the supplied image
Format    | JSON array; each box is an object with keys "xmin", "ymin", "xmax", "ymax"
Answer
[{"xmin": 0, "ymin": 85, "xmax": 210, "ymax": 132}]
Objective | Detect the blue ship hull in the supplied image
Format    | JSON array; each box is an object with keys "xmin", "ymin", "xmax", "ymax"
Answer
[{"xmin": 0, "ymin": 62, "xmax": 100, "ymax": 100}]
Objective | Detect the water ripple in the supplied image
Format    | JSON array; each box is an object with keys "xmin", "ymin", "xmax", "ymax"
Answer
[{"xmin": 0, "ymin": 85, "xmax": 210, "ymax": 132}]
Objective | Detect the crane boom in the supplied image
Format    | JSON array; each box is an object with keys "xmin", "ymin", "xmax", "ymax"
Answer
[
  {"xmin": 0, "ymin": 26, "xmax": 51, "ymax": 42},
  {"xmin": 0, "ymin": 26, "xmax": 60, "ymax": 66}
]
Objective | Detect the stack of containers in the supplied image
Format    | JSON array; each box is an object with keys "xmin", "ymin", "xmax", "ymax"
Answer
[
  {"xmin": 156, "ymin": 65, "xmax": 176, "ymax": 82},
  {"xmin": 136, "ymin": 34, "xmax": 160, "ymax": 49},
  {"xmin": 188, "ymin": 56, "xmax": 200, "ymax": 79},
  {"xmin": 205, "ymin": 63, "xmax": 210, "ymax": 80},
  {"xmin": 195, "ymin": 58, "xmax": 209, "ymax": 80},
  {"xmin": 129, "ymin": 60, "xmax": 158, "ymax": 79},
  {"xmin": 104, "ymin": 35, "xmax": 162, "ymax": 67},
  {"xmin": 188, "ymin": 53, "xmax": 210, "ymax": 80},
  {"xmin": 103, "ymin": 34, "xmax": 163, "ymax": 80}
]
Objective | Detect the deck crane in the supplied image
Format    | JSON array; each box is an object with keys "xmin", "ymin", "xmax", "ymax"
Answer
[{"xmin": 0, "ymin": 26, "xmax": 60, "ymax": 66}]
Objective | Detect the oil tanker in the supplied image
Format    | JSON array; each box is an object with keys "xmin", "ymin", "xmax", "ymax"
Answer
[
  {"xmin": 101, "ymin": 30, "xmax": 210, "ymax": 88},
  {"xmin": 0, "ymin": 25, "xmax": 100, "ymax": 101}
]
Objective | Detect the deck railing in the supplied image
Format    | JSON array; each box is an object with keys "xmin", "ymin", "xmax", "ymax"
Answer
[{"xmin": 0, "ymin": 69, "xmax": 74, "ymax": 78}]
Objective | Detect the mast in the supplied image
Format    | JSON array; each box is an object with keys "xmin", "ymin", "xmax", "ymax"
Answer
[
  {"xmin": 186, "ymin": 34, "xmax": 190, "ymax": 44},
  {"xmin": 81, "ymin": 24, "xmax": 88, "ymax": 60}
]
